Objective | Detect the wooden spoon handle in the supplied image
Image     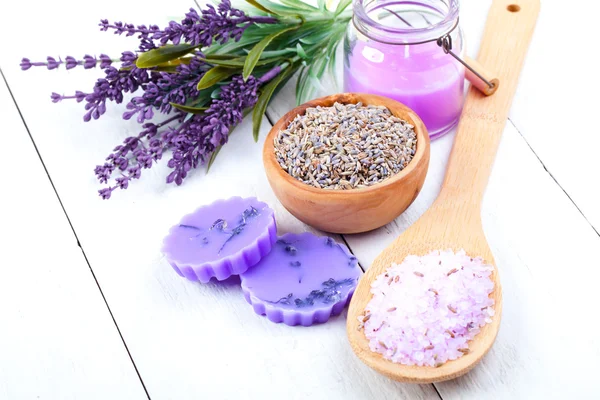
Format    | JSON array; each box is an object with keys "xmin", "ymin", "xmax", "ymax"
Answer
[{"xmin": 438, "ymin": 0, "xmax": 540, "ymax": 208}]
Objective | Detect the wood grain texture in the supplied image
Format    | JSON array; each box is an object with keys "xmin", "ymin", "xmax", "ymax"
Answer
[
  {"xmin": 463, "ymin": 56, "xmax": 499, "ymax": 96},
  {"xmin": 0, "ymin": 75, "xmax": 146, "ymax": 399},
  {"xmin": 263, "ymin": 93, "xmax": 430, "ymax": 234},
  {"xmin": 347, "ymin": 0, "xmax": 539, "ymax": 383}
]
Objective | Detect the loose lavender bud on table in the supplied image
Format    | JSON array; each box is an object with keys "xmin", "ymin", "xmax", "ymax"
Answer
[
  {"xmin": 162, "ymin": 197, "xmax": 277, "ymax": 283},
  {"xmin": 361, "ymin": 250, "xmax": 495, "ymax": 367},
  {"xmin": 240, "ymin": 232, "xmax": 361, "ymax": 327}
]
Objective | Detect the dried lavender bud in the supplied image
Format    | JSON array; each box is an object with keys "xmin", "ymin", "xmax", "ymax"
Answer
[
  {"xmin": 274, "ymin": 102, "xmax": 417, "ymax": 190},
  {"xmin": 285, "ymin": 246, "xmax": 297, "ymax": 255},
  {"xmin": 211, "ymin": 219, "xmax": 227, "ymax": 231}
]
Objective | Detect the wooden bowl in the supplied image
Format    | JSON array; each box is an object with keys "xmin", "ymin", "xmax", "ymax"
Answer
[{"xmin": 263, "ymin": 93, "xmax": 430, "ymax": 234}]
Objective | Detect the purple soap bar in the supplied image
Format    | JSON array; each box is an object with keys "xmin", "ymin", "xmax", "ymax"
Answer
[
  {"xmin": 162, "ymin": 197, "xmax": 277, "ymax": 283},
  {"xmin": 240, "ymin": 232, "xmax": 361, "ymax": 326}
]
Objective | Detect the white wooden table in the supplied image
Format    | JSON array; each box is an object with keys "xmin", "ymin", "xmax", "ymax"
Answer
[{"xmin": 1, "ymin": 0, "xmax": 598, "ymax": 398}]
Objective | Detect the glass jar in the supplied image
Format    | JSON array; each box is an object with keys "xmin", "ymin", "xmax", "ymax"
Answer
[{"xmin": 344, "ymin": 0, "xmax": 465, "ymax": 139}]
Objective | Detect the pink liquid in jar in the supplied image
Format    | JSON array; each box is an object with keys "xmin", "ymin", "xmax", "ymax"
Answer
[
  {"xmin": 344, "ymin": 39, "xmax": 464, "ymax": 139},
  {"xmin": 344, "ymin": 0, "xmax": 465, "ymax": 140}
]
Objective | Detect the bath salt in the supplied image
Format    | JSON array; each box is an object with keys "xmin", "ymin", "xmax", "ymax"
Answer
[{"xmin": 359, "ymin": 249, "xmax": 495, "ymax": 367}]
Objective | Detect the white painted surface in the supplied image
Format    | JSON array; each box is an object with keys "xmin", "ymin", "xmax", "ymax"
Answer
[
  {"xmin": 0, "ymin": 73, "xmax": 146, "ymax": 398},
  {"xmin": 0, "ymin": 0, "xmax": 598, "ymax": 399}
]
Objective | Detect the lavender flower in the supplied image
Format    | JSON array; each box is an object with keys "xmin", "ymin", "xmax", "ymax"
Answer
[
  {"xmin": 165, "ymin": 74, "xmax": 261, "ymax": 186},
  {"xmin": 83, "ymin": 52, "xmax": 156, "ymax": 121},
  {"xmin": 20, "ymin": 54, "xmax": 113, "ymax": 70},
  {"xmin": 123, "ymin": 55, "xmax": 208, "ymax": 123},
  {"xmin": 19, "ymin": 0, "xmax": 323, "ymax": 199},
  {"xmin": 100, "ymin": 0, "xmax": 276, "ymax": 49},
  {"xmin": 95, "ymin": 113, "xmax": 184, "ymax": 199},
  {"xmin": 99, "ymin": 20, "xmax": 161, "ymax": 51}
]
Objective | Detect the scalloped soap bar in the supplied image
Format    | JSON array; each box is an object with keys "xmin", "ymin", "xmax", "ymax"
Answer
[
  {"xmin": 162, "ymin": 197, "xmax": 277, "ymax": 283},
  {"xmin": 240, "ymin": 232, "xmax": 361, "ymax": 326}
]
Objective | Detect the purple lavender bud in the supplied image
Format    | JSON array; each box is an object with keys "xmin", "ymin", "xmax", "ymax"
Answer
[
  {"xmin": 114, "ymin": 21, "xmax": 125, "ymax": 35},
  {"xmin": 20, "ymin": 58, "xmax": 32, "ymax": 70},
  {"xmin": 74, "ymin": 91, "xmax": 86, "ymax": 102},
  {"xmin": 99, "ymin": 54, "xmax": 112, "ymax": 69},
  {"xmin": 116, "ymin": 176, "xmax": 129, "ymax": 189},
  {"xmin": 116, "ymin": 157, "xmax": 129, "ymax": 170},
  {"xmin": 51, "ymin": 92, "xmax": 62, "ymax": 103},
  {"xmin": 46, "ymin": 57, "xmax": 60, "ymax": 70},
  {"xmin": 120, "ymin": 51, "xmax": 137, "ymax": 63},
  {"xmin": 99, "ymin": 19, "xmax": 110, "ymax": 31},
  {"xmin": 166, "ymin": 171, "xmax": 177, "ymax": 184},
  {"xmin": 98, "ymin": 187, "xmax": 113, "ymax": 200},
  {"xmin": 128, "ymin": 166, "xmax": 142, "ymax": 179},
  {"xmin": 83, "ymin": 55, "xmax": 97, "ymax": 69},
  {"xmin": 125, "ymin": 23, "xmax": 136, "ymax": 37},
  {"xmin": 65, "ymin": 56, "xmax": 78, "ymax": 70}
]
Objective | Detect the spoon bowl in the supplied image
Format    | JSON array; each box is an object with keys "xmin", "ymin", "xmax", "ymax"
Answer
[
  {"xmin": 346, "ymin": 0, "xmax": 539, "ymax": 382},
  {"xmin": 346, "ymin": 207, "xmax": 503, "ymax": 382}
]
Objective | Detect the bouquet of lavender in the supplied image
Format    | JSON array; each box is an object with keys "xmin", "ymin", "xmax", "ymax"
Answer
[{"xmin": 21, "ymin": 0, "xmax": 352, "ymax": 199}]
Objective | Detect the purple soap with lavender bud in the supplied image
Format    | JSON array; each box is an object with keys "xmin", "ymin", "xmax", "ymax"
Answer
[
  {"xmin": 240, "ymin": 232, "xmax": 361, "ymax": 326},
  {"xmin": 162, "ymin": 197, "xmax": 277, "ymax": 283}
]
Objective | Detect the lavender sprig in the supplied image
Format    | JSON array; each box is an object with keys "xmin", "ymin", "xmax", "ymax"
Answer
[
  {"xmin": 99, "ymin": 0, "xmax": 277, "ymax": 48},
  {"xmin": 164, "ymin": 73, "xmax": 261, "ymax": 186},
  {"xmin": 95, "ymin": 112, "xmax": 184, "ymax": 199},
  {"xmin": 20, "ymin": 54, "xmax": 113, "ymax": 70},
  {"xmin": 124, "ymin": 55, "xmax": 208, "ymax": 123},
  {"xmin": 21, "ymin": 0, "xmax": 353, "ymax": 199}
]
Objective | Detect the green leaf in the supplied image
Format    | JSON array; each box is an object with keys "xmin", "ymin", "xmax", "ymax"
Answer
[
  {"xmin": 211, "ymin": 88, "xmax": 222, "ymax": 99},
  {"xmin": 202, "ymin": 57, "xmax": 247, "ymax": 67},
  {"xmin": 298, "ymin": 26, "xmax": 335, "ymax": 45},
  {"xmin": 295, "ymin": 43, "xmax": 307, "ymax": 59},
  {"xmin": 170, "ymin": 103, "xmax": 208, "ymax": 114},
  {"xmin": 259, "ymin": 48, "xmax": 297, "ymax": 58},
  {"xmin": 206, "ymin": 146, "xmax": 223, "ymax": 173},
  {"xmin": 248, "ymin": 0, "xmax": 303, "ymax": 17},
  {"xmin": 244, "ymin": 0, "xmax": 276, "ymax": 14},
  {"xmin": 296, "ymin": 64, "xmax": 313, "ymax": 105},
  {"xmin": 335, "ymin": 0, "xmax": 353, "ymax": 15},
  {"xmin": 189, "ymin": 89, "xmax": 215, "ymax": 108},
  {"xmin": 135, "ymin": 44, "xmax": 197, "ymax": 68},
  {"xmin": 197, "ymin": 66, "xmax": 239, "ymax": 90},
  {"xmin": 253, "ymin": 66, "xmax": 295, "ymax": 142},
  {"xmin": 317, "ymin": 0, "xmax": 326, "ymax": 11},
  {"xmin": 243, "ymin": 26, "xmax": 298, "ymax": 81},
  {"xmin": 201, "ymin": 54, "xmax": 238, "ymax": 60},
  {"xmin": 203, "ymin": 56, "xmax": 283, "ymax": 68}
]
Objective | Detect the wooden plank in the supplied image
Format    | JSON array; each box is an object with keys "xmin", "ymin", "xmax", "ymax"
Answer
[
  {"xmin": 506, "ymin": 0, "xmax": 600, "ymax": 232},
  {"xmin": 0, "ymin": 0, "xmax": 439, "ymax": 398},
  {"xmin": 0, "ymin": 75, "xmax": 147, "ymax": 399},
  {"xmin": 265, "ymin": 0, "xmax": 600, "ymax": 397}
]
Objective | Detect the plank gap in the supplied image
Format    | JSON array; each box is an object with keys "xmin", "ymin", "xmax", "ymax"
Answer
[
  {"xmin": 508, "ymin": 118, "xmax": 600, "ymax": 238},
  {"xmin": 0, "ymin": 67, "xmax": 152, "ymax": 400}
]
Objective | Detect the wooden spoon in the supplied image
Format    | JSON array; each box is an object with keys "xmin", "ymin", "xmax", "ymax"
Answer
[{"xmin": 346, "ymin": 0, "xmax": 540, "ymax": 383}]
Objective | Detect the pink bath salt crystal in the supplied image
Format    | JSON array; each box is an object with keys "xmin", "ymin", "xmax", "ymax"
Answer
[{"xmin": 361, "ymin": 249, "xmax": 495, "ymax": 367}]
